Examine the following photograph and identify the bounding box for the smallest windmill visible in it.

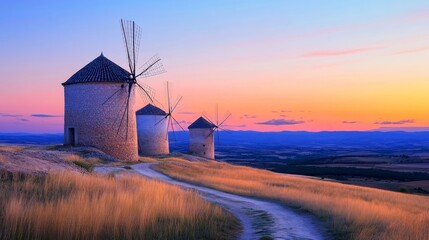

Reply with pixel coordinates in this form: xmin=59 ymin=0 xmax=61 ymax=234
xmin=188 ymin=105 xmax=231 ymax=159
xmin=188 ymin=117 xmax=216 ymax=159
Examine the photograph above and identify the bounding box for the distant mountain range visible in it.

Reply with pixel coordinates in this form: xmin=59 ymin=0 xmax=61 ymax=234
xmin=0 ymin=133 xmax=63 ymax=145
xmin=2 ymin=131 xmax=428 ymax=148
xmin=373 ymin=127 xmax=429 ymax=132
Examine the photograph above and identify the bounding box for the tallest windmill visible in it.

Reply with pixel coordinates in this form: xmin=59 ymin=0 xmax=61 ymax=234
xmin=110 ymin=19 xmax=165 ymax=138
xmin=62 ymin=20 xmax=164 ymax=161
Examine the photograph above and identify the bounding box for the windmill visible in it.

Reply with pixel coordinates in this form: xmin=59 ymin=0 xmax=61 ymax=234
xmin=155 ymin=81 xmax=185 ymax=140
xmin=203 ymin=104 xmax=231 ymax=144
xmin=187 ymin=107 xmax=230 ymax=159
xmin=104 ymin=19 xmax=165 ymax=138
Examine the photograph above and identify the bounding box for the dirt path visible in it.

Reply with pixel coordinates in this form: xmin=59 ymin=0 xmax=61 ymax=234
xmin=96 ymin=163 xmax=328 ymax=240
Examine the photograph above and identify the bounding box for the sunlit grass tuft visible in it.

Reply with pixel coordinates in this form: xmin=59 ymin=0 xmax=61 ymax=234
xmin=0 ymin=171 xmax=239 ymax=240
xmin=64 ymin=154 xmax=81 ymax=162
xmin=64 ymin=155 xmax=102 ymax=172
xmin=139 ymin=157 xmax=159 ymax=163
xmin=0 ymin=146 xmax=23 ymax=152
xmin=0 ymin=155 xmax=6 ymax=163
xmin=156 ymin=157 xmax=429 ymax=240
xmin=72 ymin=159 xmax=94 ymax=171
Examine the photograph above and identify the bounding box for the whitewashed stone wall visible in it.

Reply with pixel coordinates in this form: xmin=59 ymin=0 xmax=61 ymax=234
xmin=136 ymin=115 xmax=169 ymax=155
xmin=64 ymin=83 xmax=138 ymax=161
xmin=188 ymin=128 xmax=214 ymax=159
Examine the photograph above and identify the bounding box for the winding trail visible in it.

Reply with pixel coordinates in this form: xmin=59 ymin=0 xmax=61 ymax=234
xmin=95 ymin=163 xmax=328 ymax=240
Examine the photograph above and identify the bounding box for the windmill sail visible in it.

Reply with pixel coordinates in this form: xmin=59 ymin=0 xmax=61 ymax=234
xmin=120 ymin=19 xmax=141 ymax=75
xmin=102 ymin=19 xmax=166 ymax=139
xmin=204 ymin=105 xmax=231 ymax=143
xmin=154 ymin=82 xmax=185 ymax=140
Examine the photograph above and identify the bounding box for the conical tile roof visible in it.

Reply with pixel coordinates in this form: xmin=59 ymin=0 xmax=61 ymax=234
xmin=188 ymin=117 xmax=215 ymax=129
xmin=136 ymin=104 xmax=166 ymax=116
xmin=62 ymin=53 xmax=130 ymax=86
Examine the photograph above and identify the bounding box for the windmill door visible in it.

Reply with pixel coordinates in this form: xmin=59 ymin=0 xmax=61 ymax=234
xmin=68 ymin=128 xmax=76 ymax=146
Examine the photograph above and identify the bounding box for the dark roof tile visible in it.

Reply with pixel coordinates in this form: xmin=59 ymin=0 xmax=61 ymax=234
xmin=62 ymin=53 xmax=130 ymax=86
xmin=136 ymin=104 xmax=166 ymax=116
xmin=188 ymin=117 xmax=215 ymax=129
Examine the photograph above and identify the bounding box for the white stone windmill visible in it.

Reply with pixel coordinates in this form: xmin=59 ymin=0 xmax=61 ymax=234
xmin=62 ymin=19 xmax=164 ymax=161
xmin=135 ymin=104 xmax=168 ymax=155
xmin=188 ymin=105 xmax=231 ymax=159
xmin=136 ymin=82 xmax=184 ymax=156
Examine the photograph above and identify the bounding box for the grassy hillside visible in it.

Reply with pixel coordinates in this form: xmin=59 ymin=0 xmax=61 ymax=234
xmin=0 ymin=169 xmax=239 ymax=240
xmin=155 ymin=157 xmax=429 ymax=240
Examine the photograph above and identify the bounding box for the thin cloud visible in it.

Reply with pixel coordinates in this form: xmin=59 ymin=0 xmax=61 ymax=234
xmin=393 ymin=46 xmax=429 ymax=55
xmin=301 ymin=47 xmax=380 ymax=58
xmin=31 ymin=114 xmax=63 ymax=118
xmin=178 ymin=111 xmax=195 ymax=115
xmin=343 ymin=121 xmax=358 ymax=124
xmin=0 ymin=113 xmax=22 ymax=117
xmin=219 ymin=7 xmax=429 ymax=57
xmin=281 ymin=110 xmax=306 ymax=113
xmin=19 ymin=118 xmax=29 ymax=122
xmin=177 ymin=120 xmax=192 ymax=126
xmin=400 ymin=8 xmax=429 ymax=23
xmin=374 ymin=119 xmax=415 ymax=125
xmin=242 ymin=114 xmax=257 ymax=119
xmin=223 ymin=124 xmax=246 ymax=128
xmin=256 ymin=118 xmax=304 ymax=126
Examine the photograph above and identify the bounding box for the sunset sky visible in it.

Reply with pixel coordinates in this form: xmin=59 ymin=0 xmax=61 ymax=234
xmin=1 ymin=1 xmax=428 ymax=132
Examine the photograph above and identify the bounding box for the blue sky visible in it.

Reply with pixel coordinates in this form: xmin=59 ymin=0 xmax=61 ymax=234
xmin=1 ymin=1 xmax=429 ymax=132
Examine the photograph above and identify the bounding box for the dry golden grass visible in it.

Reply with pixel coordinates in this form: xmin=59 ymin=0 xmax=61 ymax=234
xmin=156 ymin=157 xmax=429 ymax=240
xmin=63 ymin=154 xmax=81 ymax=162
xmin=0 ymin=155 xmax=6 ymax=163
xmin=0 ymin=171 xmax=239 ymax=240
xmin=64 ymin=154 xmax=102 ymax=172
xmin=0 ymin=145 xmax=23 ymax=152
xmin=139 ymin=156 xmax=160 ymax=163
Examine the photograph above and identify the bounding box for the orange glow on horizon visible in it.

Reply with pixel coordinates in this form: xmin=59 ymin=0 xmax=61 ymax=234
xmin=1 ymin=2 xmax=429 ymax=132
